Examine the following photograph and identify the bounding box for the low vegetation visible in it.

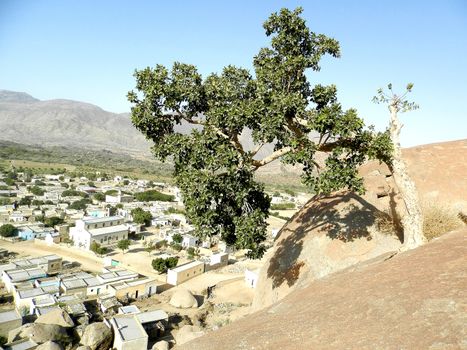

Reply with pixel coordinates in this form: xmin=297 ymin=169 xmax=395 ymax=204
xmin=135 ymin=190 xmax=174 ymax=202
xmin=152 ymin=257 xmax=179 ymax=273
xmin=422 ymin=202 xmax=464 ymax=241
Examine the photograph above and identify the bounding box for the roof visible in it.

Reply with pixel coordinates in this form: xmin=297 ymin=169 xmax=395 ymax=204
xmin=88 ymin=224 xmax=128 ymax=236
xmin=17 ymin=287 xmax=47 ymax=299
xmin=169 ymin=260 xmax=204 ymax=273
xmin=111 ymin=315 xmax=148 ymax=341
xmin=36 ymin=306 xmax=61 ymax=316
xmin=118 ymin=305 xmax=141 ymax=314
xmin=62 ymin=278 xmax=87 ymax=289
xmin=6 ymin=267 xmax=47 ymax=282
xmin=83 ymin=215 xmax=124 ymax=224
xmin=98 ymin=269 xmax=138 ymax=281
xmin=0 ymin=309 xmax=21 ymax=323
xmin=136 ymin=310 xmax=168 ymax=324
xmin=31 ymin=294 xmax=56 ymax=307
xmin=3 ymin=339 xmax=38 ymax=350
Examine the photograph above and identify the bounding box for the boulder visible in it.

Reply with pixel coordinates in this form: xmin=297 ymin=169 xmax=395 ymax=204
xmin=35 ymin=309 xmax=75 ymax=328
xmin=252 ymin=191 xmax=402 ymax=311
xmin=175 ymin=325 xmax=205 ymax=345
xmin=79 ymin=322 xmax=112 ymax=350
xmin=152 ymin=340 xmax=169 ymax=350
xmin=36 ymin=341 xmax=64 ymax=350
xmin=169 ymin=289 xmax=198 ymax=309
xmin=8 ymin=323 xmax=69 ymax=344
xmin=76 ymin=347 xmax=91 ymax=350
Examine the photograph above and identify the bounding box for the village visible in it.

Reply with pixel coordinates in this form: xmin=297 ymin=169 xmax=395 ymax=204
xmin=0 ymin=166 xmax=308 ymax=350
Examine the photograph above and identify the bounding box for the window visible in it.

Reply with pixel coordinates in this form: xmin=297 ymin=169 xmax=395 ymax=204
xmin=100 ymin=239 xmax=103 ymax=243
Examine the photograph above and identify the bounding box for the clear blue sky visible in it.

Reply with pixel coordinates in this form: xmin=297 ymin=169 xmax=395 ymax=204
xmin=1 ymin=0 xmax=466 ymax=147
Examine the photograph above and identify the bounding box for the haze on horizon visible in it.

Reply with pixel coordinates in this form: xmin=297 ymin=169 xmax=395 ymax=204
xmin=0 ymin=0 xmax=466 ymax=147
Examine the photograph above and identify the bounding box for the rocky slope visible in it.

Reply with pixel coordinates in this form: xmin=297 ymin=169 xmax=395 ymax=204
xmin=177 ymin=228 xmax=467 ymax=349
xmin=0 ymin=90 xmax=152 ymax=157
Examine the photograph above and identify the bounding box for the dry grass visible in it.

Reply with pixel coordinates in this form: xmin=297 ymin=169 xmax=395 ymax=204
xmin=422 ymin=201 xmax=464 ymax=241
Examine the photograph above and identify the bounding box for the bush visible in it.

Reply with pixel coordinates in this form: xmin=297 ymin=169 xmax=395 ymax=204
xmin=44 ymin=216 xmax=64 ymax=227
xmin=69 ymin=198 xmax=91 ymax=210
xmin=152 ymin=257 xmax=179 ymax=273
xmin=131 ymin=208 xmax=152 ymax=226
xmin=28 ymin=185 xmax=45 ymax=196
xmin=61 ymin=189 xmax=87 ymax=197
xmin=0 ymin=224 xmax=18 ymax=237
xmin=93 ymin=192 xmax=105 ymax=202
xmin=170 ymin=242 xmax=182 ymax=252
xmin=422 ymin=202 xmax=464 ymax=241
xmin=172 ymin=233 xmax=182 ymax=244
xmin=135 ymin=190 xmax=174 ymax=202
xmin=270 ymin=202 xmax=295 ymax=210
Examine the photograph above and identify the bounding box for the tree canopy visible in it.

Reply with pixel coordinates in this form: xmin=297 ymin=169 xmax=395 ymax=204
xmin=128 ymin=7 xmax=391 ymax=258
xmin=0 ymin=224 xmax=18 ymax=237
xmin=131 ymin=207 xmax=153 ymax=226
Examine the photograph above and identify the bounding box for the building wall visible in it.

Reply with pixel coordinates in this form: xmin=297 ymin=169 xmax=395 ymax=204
xmin=0 ymin=318 xmax=22 ymax=337
xmin=114 ymin=334 xmax=148 ymax=350
xmin=167 ymin=262 xmax=204 ymax=286
xmin=112 ymin=281 xmax=159 ymax=299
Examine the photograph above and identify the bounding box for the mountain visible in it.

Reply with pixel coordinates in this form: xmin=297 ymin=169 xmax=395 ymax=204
xmin=0 ymin=90 xmax=152 ymax=157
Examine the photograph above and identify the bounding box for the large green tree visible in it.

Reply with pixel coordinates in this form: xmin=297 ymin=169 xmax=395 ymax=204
xmin=128 ymin=7 xmax=391 ymax=258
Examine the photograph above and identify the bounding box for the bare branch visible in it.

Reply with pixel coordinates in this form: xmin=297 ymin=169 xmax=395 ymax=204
xmin=252 ymin=146 xmax=292 ymax=168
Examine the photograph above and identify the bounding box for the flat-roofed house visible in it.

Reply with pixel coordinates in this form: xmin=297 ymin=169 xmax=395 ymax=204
xmin=110 ymin=315 xmax=148 ymax=350
xmin=166 ymin=260 xmax=204 ymax=286
xmin=135 ymin=310 xmax=168 ymax=338
xmin=0 ymin=309 xmax=22 ymax=337
xmin=2 ymin=267 xmax=47 ymax=292
xmin=70 ymin=216 xmax=128 ymax=250
xmin=15 ymin=287 xmax=49 ymax=310
xmin=106 ymin=278 xmax=161 ymax=299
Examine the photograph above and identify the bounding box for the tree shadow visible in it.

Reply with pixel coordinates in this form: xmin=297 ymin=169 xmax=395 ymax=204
xmin=266 ymin=192 xmax=387 ymax=289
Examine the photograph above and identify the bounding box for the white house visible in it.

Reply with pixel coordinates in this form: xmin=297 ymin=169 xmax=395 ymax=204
xmin=166 ymin=260 xmax=204 ymax=286
xmin=110 ymin=315 xmax=148 ymax=350
xmin=181 ymin=234 xmax=198 ymax=249
xmin=69 ymin=216 xmax=128 ymax=250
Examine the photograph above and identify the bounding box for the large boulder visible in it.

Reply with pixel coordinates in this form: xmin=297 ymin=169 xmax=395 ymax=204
xmin=8 ymin=323 xmax=69 ymax=344
xmin=79 ymin=322 xmax=112 ymax=350
xmin=175 ymin=325 xmax=205 ymax=345
xmin=169 ymin=289 xmax=198 ymax=309
xmin=152 ymin=340 xmax=169 ymax=350
xmin=36 ymin=341 xmax=64 ymax=350
xmin=35 ymin=309 xmax=74 ymax=328
xmin=252 ymin=191 xmax=402 ymax=311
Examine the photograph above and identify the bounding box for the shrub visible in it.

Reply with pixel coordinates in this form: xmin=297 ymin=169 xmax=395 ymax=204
xmin=422 ymin=202 xmax=464 ymax=241
xmin=135 ymin=190 xmax=174 ymax=202
xmin=28 ymin=185 xmax=45 ymax=196
xmin=0 ymin=224 xmax=18 ymax=237
xmin=270 ymin=202 xmax=295 ymax=210
xmin=152 ymin=257 xmax=179 ymax=273
xmin=172 ymin=233 xmax=182 ymax=244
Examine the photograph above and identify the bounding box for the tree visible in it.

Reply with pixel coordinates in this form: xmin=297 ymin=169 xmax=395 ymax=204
xmin=93 ymin=192 xmax=105 ymax=202
xmin=131 ymin=208 xmax=152 ymax=226
xmin=28 ymin=186 xmax=45 ymax=196
xmin=0 ymin=224 xmax=18 ymax=237
xmin=172 ymin=233 xmax=182 ymax=244
xmin=134 ymin=190 xmax=174 ymax=202
xmin=373 ymin=83 xmax=425 ymax=249
xmin=69 ymin=199 xmax=91 ymax=210
xmin=151 ymin=257 xmax=179 ymax=274
xmin=44 ymin=216 xmax=64 ymax=227
xmin=128 ymin=7 xmax=391 ymax=258
xmin=117 ymin=239 xmax=131 ymax=253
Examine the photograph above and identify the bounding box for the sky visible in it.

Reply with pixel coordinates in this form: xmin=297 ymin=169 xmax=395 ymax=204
xmin=0 ymin=0 xmax=466 ymax=147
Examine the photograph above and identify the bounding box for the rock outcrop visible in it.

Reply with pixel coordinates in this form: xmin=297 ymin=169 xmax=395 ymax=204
xmin=35 ymin=309 xmax=75 ymax=328
xmin=177 ymin=228 xmax=467 ymax=349
xmin=252 ymin=191 xmax=401 ymax=311
xmin=79 ymin=322 xmax=112 ymax=350
xmin=152 ymin=340 xmax=170 ymax=350
xmin=8 ymin=323 xmax=69 ymax=344
xmin=36 ymin=341 xmax=64 ymax=350
xmin=169 ymin=289 xmax=198 ymax=309
xmin=175 ymin=325 xmax=205 ymax=346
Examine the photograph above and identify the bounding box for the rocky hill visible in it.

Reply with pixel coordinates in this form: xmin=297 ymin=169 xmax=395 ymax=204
xmin=178 ymin=228 xmax=467 ymax=349
xmin=0 ymin=90 xmax=152 ymax=157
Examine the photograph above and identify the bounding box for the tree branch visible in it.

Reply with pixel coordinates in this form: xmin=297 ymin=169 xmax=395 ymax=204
xmin=252 ymin=146 xmax=292 ymax=168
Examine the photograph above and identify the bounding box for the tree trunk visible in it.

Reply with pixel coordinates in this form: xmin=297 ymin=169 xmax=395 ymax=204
xmin=388 ymin=104 xmax=426 ymax=249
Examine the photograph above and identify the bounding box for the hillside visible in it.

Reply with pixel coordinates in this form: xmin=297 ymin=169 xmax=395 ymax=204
xmin=0 ymin=90 xmax=152 ymax=157
xmin=178 ymin=228 xmax=467 ymax=349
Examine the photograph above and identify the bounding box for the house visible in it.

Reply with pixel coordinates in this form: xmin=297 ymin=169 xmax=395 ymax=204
xmin=44 ymin=232 xmax=60 ymax=245
xmin=244 ymin=268 xmax=260 ymax=288
xmin=30 ymin=294 xmax=56 ymax=316
xmin=166 ymin=260 xmax=204 ymax=286
xmin=17 ymin=225 xmax=54 ymax=241
xmin=106 ymin=278 xmax=160 ymax=299
xmin=55 ymin=295 xmax=87 ymax=318
xmin=2 ymin=267 xmax=48 ymax=292
xmin=97 ymin=268 xmax=138 ymax=285
xmin=135 ymin=310 xmax=168 ymax=338
xmin=110 ymin=315 xmax=148 ymax=350
xmin=14 ymin=287 xmax=50 ymax=310
xmin=70 ymin=216 xmax=128 ymax=250
xmin=106 ymin=191 xmax=133 ymax=204
xmin=204 ymin=252 xmax=229 ymax=272
xmin=118 ymin=305 xmax=141 ymax=315
xmin=0 ymin=309 xmax=22 ymax=337
xmin=181 ymin=234 xmax=198 ymax=249
xmin=98 ymin=295 xmax=122 ymax=314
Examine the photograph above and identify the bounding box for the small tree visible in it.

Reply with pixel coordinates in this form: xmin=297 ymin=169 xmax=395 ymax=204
xmin=44 ymin=216 xmax=64 ymax=228
xmin=117 ymin=239 xmax=131 ymax=253
xmin=131 ymin=208 xmax=152 ymax=227
xmin=172 ymin=233 xmax=182 ymax=244
xmin=151 ymin=257 xmax=179 ymax=273
xmin=0 ymin=224 xmax=18 ymax=237
xmin=373 ymin=83 xmax=425 ymax=249
xmin=90 ymin=241 xmax=101 ymax=254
